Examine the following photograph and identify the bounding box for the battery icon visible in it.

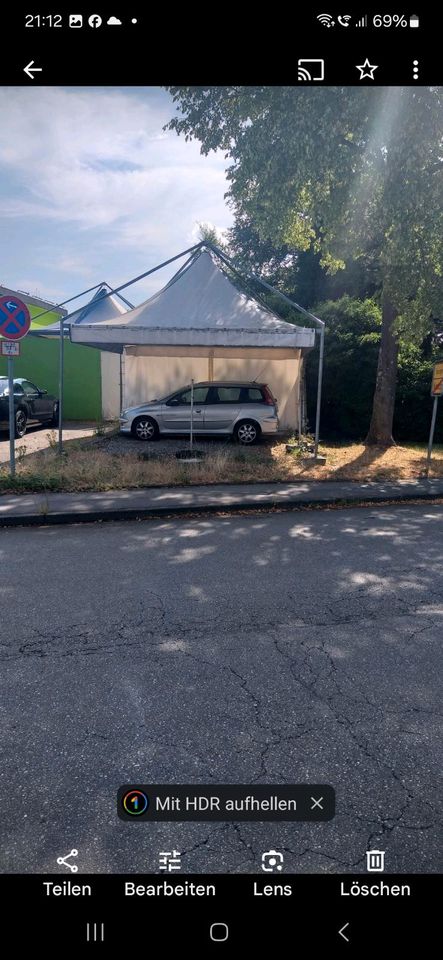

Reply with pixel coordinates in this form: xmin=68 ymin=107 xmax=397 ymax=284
xmin=409 ymin=14 xmax=419 ymax=27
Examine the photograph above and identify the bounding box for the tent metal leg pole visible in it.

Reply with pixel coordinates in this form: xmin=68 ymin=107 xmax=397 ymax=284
xmin=298 ymin=358 xmax=302 ymax=438
xmin=190 ymin=379 xmax=194 ymax=452
xmin=314 ymin=325 xmax=325 ymax=458
xmin=58 ymin=317 xmax=64 ymax=454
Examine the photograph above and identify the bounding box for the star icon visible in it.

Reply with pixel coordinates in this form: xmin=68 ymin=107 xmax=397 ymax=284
xmin=355 ymin=58 xmax=378 ymax=79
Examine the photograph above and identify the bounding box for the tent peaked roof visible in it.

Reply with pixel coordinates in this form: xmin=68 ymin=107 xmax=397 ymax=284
xmin=71 ymin=251 xmax=315 ymax=350
xmin=66 ymin=284 xmax=128 ymax=325
xmin=31 ymin=283 xmax=128 ymax=337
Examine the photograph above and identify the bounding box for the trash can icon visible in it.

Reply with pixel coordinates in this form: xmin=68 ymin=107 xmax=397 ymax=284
xmin=366 ymin=850 xmax=385 ymax=872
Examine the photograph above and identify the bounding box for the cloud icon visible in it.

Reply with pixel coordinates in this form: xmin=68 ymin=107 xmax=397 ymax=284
xmin=107 ymin=16 xmax=122 ymax=25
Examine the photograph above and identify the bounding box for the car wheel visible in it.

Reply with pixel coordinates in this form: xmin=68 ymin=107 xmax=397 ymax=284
xmin=235 ymin=419 xmax=260 ymax=445
xmin=14 ymin=409 xmax=27 ymax=438
xmin=132 ymin=416 xmax=159 ymax=441
xmin=50 ymin=402 xmax=59 ymax=427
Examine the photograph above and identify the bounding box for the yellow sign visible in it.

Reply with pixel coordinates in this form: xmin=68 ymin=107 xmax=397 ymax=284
xmin=431 ymin=361 xmax=443 ymax=396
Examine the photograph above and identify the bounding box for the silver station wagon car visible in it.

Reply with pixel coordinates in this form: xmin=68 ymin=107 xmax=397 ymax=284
xmin=120 ymin=381 xmax=279 ymax=444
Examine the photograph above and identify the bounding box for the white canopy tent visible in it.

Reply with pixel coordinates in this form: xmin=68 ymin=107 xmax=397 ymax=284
xmin=30 ymin=242 xmax=324 ymax=452
xmin=70 ymin=248 xmax=318 ymax=434
xmin=30 ymin=284 xmax=131 ymax=438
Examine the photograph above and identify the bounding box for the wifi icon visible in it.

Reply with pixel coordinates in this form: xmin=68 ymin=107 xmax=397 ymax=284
xmin=317 ymin=13 xmax=335 ymax=27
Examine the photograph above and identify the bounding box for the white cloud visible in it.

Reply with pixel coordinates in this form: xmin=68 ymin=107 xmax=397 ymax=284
xmin=0 ymin=88 xmax=232 ymax=250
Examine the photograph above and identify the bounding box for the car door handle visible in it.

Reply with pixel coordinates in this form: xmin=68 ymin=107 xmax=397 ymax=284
xmin=194 ymin=409 xmax=202 ymax=413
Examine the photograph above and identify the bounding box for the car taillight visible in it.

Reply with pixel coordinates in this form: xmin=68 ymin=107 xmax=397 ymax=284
xmin=262 ymin=386 xmax=275 ymax=406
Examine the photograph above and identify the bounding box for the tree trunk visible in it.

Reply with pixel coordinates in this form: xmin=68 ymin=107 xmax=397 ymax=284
xmin=365 ymin=291 xmax=399 ymax=446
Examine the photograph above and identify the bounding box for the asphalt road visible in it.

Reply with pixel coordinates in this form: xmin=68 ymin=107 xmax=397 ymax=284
xmin=0 ymin=504 xmax=442 ymax=874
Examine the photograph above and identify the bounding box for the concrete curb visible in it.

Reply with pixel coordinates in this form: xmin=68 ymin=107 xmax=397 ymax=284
xmin=1 ymin=489 xmax=443 ymax=527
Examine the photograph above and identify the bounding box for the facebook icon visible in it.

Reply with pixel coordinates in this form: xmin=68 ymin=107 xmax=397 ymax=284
xmin=88 ymin=14 xmax=102 ymax=27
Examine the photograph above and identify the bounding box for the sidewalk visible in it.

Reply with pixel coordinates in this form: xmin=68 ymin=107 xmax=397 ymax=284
xmin=1 ymin=478 xmax=443 ymax=526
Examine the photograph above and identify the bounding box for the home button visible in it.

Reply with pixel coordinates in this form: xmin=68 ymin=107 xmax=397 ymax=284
xmin=210 ymin=923 xmax=229 ymax=942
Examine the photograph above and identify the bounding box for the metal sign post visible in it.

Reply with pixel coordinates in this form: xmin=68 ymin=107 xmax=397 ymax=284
xmin=7 ymin=356 xmax=15 ymax=476
xmin=58 ymin=314 xmax=64 ymax=454
xmin=190 ymin=378 xmax=194 ymax=453
xmin=425 ymin=360 xmax=443 ymax=472
xmin=0 ymin=295 xmax=32 ymax=476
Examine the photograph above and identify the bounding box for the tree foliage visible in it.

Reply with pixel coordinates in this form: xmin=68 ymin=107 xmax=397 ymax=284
xmin=305 ymin=296 xmax=443 ymax=443
xmin=167 ymin=87 xmax=443 ymax=443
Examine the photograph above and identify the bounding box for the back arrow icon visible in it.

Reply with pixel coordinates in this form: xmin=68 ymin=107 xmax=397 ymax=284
xmin=24 ymin=61 xmax=43 ymax=79
xmin=339 ymin=923 xmax=350 ymax=942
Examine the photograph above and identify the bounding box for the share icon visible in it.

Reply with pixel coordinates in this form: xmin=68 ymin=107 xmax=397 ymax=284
xmin=56 ymin=849 xmax=79 ymax=872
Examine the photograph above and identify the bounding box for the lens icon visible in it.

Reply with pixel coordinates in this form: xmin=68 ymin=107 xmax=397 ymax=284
xmin=122 ymin=790 xmax=149 ymax=816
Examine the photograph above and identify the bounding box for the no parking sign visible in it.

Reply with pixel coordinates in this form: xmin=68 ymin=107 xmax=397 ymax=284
xmin=0 ymin=295 xmax=31 ymax=340
xmin=0 ymin=294 xmax=31 ymax=477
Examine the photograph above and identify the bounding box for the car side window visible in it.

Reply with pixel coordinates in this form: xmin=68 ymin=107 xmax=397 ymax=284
xmin=213 ymin=387 xmax=242 ymax=403
xmin=14 ymin=384 xmax=25 ymax=395
xmin=167 ymin=387 xmax=209 ymax=405
xmin=22 ymin=381 xmax=39 ymax=395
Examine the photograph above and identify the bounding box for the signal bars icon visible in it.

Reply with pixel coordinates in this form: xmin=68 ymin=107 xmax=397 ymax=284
xmin=356 ymin=14 xmax=368 ymax=27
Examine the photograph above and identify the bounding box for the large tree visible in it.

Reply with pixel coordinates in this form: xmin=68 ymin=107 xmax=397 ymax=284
xmin=166 ymin=87 xmax=443 ymax=445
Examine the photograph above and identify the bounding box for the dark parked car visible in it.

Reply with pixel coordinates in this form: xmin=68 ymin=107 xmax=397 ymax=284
xmin=0 ymin=377 xmax=59 ymax=438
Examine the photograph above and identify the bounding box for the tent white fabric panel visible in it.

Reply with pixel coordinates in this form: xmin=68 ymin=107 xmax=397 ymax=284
xmin=71 ymin=252 xmax=315 ymax=350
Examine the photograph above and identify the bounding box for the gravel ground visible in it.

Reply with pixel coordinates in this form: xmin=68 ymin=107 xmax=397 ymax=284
xmin=92 ymin=431 xmax=276 ymax=460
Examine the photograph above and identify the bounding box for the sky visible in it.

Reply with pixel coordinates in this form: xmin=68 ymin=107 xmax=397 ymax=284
xmin=0 ymin=86 xmax=232 ymax=311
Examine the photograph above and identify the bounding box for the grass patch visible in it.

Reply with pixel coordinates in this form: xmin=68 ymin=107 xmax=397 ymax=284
xmin=1 ymin=438 xmax=443 ymax=494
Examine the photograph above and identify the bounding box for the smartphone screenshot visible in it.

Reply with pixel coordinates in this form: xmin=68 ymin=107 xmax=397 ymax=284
xmin=0 ymin=4 xmax=441 ymax=949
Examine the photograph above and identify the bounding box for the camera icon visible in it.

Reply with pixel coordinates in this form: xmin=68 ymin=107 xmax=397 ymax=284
xmin=261 ymin=849 xmax=284 ymax=872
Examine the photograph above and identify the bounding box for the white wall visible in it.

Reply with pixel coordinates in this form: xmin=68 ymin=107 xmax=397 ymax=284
xmin=100 ymin=351 xmax=121 ymax=420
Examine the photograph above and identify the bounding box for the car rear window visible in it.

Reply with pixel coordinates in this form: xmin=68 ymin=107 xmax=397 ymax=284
xmin=241 ymin=387 xmax=264 ymax=403
xmin=0 ymin=381 xmax=24 ymax=396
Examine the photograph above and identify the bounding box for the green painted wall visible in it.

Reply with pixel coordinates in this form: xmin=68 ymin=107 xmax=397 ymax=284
xmin=0 ymin=304 xmax=102 ymax=420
